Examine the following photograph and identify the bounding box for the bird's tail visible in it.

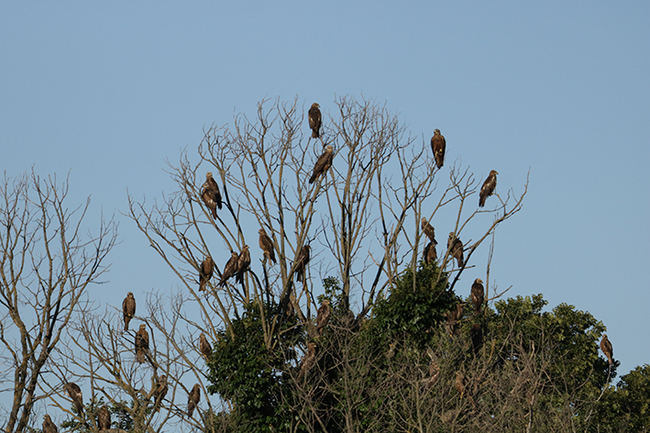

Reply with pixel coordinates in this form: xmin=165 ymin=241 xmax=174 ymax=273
xmin=479 ymin=196 xmax=485 ymax=207
xmin=312 ymin=130 xmax=319 ymax=138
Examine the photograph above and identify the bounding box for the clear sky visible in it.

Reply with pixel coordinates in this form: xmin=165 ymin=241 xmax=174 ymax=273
xmin=1 ymin=0 xmax=648 ymax=400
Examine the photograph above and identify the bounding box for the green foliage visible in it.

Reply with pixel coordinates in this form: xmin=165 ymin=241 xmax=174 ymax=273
xmin=595 ymin=364 xmax=650 ymax=432
xmin=61 ymin=397 xmax=132 ymax=432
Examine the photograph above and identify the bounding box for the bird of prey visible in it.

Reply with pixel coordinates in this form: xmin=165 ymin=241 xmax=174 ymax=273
xmin=421 ymin=217 xmax=436 ymax=243
xmin=199 ymin=256 xmax=214 ymax=292
xmin=135 ymin=324 xmax=150 ymax=364
xmin=308 ymin=103 xmax=322 ymax=138
xmin=122 ymin=292 xmax=136 ymax=331
xmin=479 ymin=170 xmax=498 ymax=207
xmin=153 ymin=374 xmax=168 ymax=412
xmin=64 ymin=382 xmax=84 ymax=414
xmin=424 ymin=241 xmax=437 ymax=264
xmin=258 ymin=228 xmax=276 ymax=264
xmin=187 ymin=384 xmax=201 ymax=417
xmin=447 ymin=233 xmax=464 ymax=268
xmin=430 ymin=129 xmax=446 ymax=169
xmin=235 ymin=245 xmax=250 ymax=284
xmin=201 ymin=172 xmax=223 ymax=218
xmin=455 ymin=371 xmax=465 ymax=397
xmin=309 ymin=145 xmax=334 ymax=184
xmin=471 ymin=279 xmax=484 ymax=313
xmin=470 ymin=323 xmax=483 ymax=355
xmin=43 ymin=415 xmax=58 ymax=433
xmin=446 ymin=303 xmax=464 ymax=337
xmin=600 ymin=334 xmax=614 ymax=366
xmin=218 ymin=251 xmax=239 ymax=286
xmin=96 ymin=405 xmax=111 ymax=431
xmin=299 ymin=342 xmax=317 ymax=380
xmin=199 ymin=333 xmax=212 ymax=359
xmin=294 ymin=245 xmax=311 ymax=283
xmin=315 ymin=299 xmax=331 ymax=336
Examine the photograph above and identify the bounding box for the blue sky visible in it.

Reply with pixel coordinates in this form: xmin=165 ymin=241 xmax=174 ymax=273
xmin=1 ymin=0 xmax=648 ymax=401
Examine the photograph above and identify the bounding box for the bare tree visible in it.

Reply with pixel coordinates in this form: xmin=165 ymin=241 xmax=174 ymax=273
xmin=0 ymin=171 xmax=116 ymax=433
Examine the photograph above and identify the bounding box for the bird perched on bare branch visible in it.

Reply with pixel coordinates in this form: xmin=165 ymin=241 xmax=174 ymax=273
xmin=298 ymin=342 xmax=317 ymax=380
xmin=470 ymin=323 xmax=483 ymax=355
xmin=218 ymin=251 xmax=239 ymax=286
xmin=447 ymin=233 xmax=464 ymax=267
xmin=309 ymin=145 xmax=334 ymax=184
xmin=96 ymin=405 xmax=111 ymax=431
xmin=430 ymin=129 xmax=446 ymax=169
xmin=64 ymin=382 xmax=84 ymax=414
xmin=235 ymin=245 xmax=250 ymax=284
xmin=201 ymin=172 xmax=223 ymax=218
xmin=199 ymin=333 xmax=212 ymax=359
xmin=316 ymin=299 xmax=331 ymax=336
xmin=479 ymin=170 xmax=498 ymax=207
xmin=446 ymin=303 xmax=464 ymax=337
xmin=424 ymin=241 xmax=437 ymax=264
xmin=471 ymin=279 xmax=484 ymax=313
xmin=308 ymin=102 xmax=322 ymax=138
xmin=153 ymin=374 xmax=168 ymax=413
xmin=187 ymin=384 xmax=201 ymax=417
xmin=199 ymin=256 xmax=214 ymax=292
xmin=122 ymin=292 xmax=136 ymax=331
xmin=258 ymin=228 xmax=276 ymax=264
xmin=43 ymin=415 xmax=58 ymax=433
xmin=421 ymin=217 xmax=436 ymax=243
xmin=294 ymin=245 xmax=311 ymax=283
xmin=600 ymin=334 xmax=614 ymax=366
xmin=135 ymin=324 xmax=150 ymax=364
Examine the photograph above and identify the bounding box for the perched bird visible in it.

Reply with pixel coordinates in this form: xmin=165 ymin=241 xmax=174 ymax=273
xmin=455 ymin=371 xmax=466 ymax=397
xmin=187 ymin=384 xmax=201 ymax=417
xmin=447 ymin=233 xmax=464 ymax=268
xmin=309 ymin=145 xmax=334 ymax=184
xmin=470 ymin=323 xmax=483 ymax=355
xmin=258 ymin=228 xmax=276 ymax=264
xmin=430 ymin=129 xmax=446 ymax=169
xmin=201 ymin=172 xmax=223 ymax=218
xmin=135 ymin=324 xmax=150 ymax=364
xmin=294 ymin=245 xmax=311 ymax=283
xmin=446 ymin=303 xmax=464 ymax=337
xmin=153 ymin=374 xmax=168 ymax=412
xmin=424 ymin=241 xmax=437 ymax=264
xmin=43 ymin=415 xmax=58 ymax=433
xmin=600 ymin=334 xmax=614 ymax=366
xmin=64 ymin=382 xmax=84 ymax=414
xmin=471 ymin=279 xmax=484 ymax=313
xmin=199 ymin=256 xmax=214 ymax=292
xmin=235 ymin=245 xmax=251 ymax=284
xmin=298 ymin=342 xmax=317 ymax=380
xmin=315 ymin=299 xmax=331 ymax=336
xmin=308 ymin=102 xmax=322 ymax=138
xmin=199 ymin=333 xmax=212 ymax=359
xmin=96 ymin=405 xmax=111 ymax=431
xmin=218 ymin=251 xmax=239 ymax=286
xmin=122 ymin=292 xmax=136 ymax=331
xmin=421 ymin=217 xmax=436 ymax=243
xmin=479 ymin=170 xmax=498 ymax=207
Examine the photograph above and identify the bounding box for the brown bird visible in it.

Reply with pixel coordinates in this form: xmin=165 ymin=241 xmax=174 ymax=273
xmin=187 ymin=384 xmax=201 ymax=417
xmin=447 ymin=233 xmax=464 ymax=267
xmin=430 ymin=129 xmax=446 ymax=169
xmin=135 ymin=324 xmax=150 ymax=364
xmin=294 ymin=244 xmax=311 ymax=283
xmin=446 ymin=303 xmax=464 ymax=337
xmin=43 ymin=415 xmax=58 ymax=433
xmin=309 ymin=145 xmax=334 ymax=184
xmin=199 ymin=256 xmax=214 ymax=292
xmin=153 ymin=374 xmax=168 ymax=412
xmin=470 ymin=323 xmax=483 ymax=355
xmin=455 ymin=371 xmax=466 ymax=397
xmin=96 ymin=405 xmax=111 ymax=431
xmin=235 ymin=245 xmax=251 ymax=284
xmin=122 ymin=292 xmax=136 ymax=331
xmin=315 ymin=299 xmax=331 ymax=335
xmin=218 ymin=251 xmax=239 ymax=286
xmin=199 ymin=333 xmax=212 ymax=359
xmin=201 ymin=172 xmax=223 ymax=218
xmin=471 ymin=279 xmax=484 ymax=313
xmin=600 ymin=334 xmax=614 ymax=366
xmin=421 ymin=217 xmax=436 ymax=243
xmin=258 ymin=228 xmax=276 ymax=264
xmin=424 ymin=241 xmax=437 ymax=264
xmin=479 ymin=170 xmax=498 ymax=207
xmin=298 ymin=342 xmax=317 ymax=380
xmin=64 ymin=382 xmax=83 ymax=414
xmin=308 ymin=102 xmax=322 ymax=138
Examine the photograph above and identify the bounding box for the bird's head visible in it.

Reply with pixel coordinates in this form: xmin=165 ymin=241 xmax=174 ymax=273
xmin=206 ymin=172 xmax=213 ymax=179
xmin=421 ymin=217 xmax=427 ymax=224
xmin=127 ymin=291 xmax=133 ymax=297
xmin=435 ymin=129 xmax=441 ymax=134
xmin=312 ymin=102 xmax=320 ymax=109
xmin=475 ymin=278 xmax=483 ymax=285
xmin=325 ymin=145 xmax=333 ymax=152
xmin=242 ymin=245 xmax=249 ymax=252
xmin=231 ymin=251 xmax=239 ymax=258
xmin=139 ymin=324 xmax=146 ymax=331
xmin=258 ymin=228 xmax=265 ymax=234
xmin=491 ymin=170 xmax=499 ymax=176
